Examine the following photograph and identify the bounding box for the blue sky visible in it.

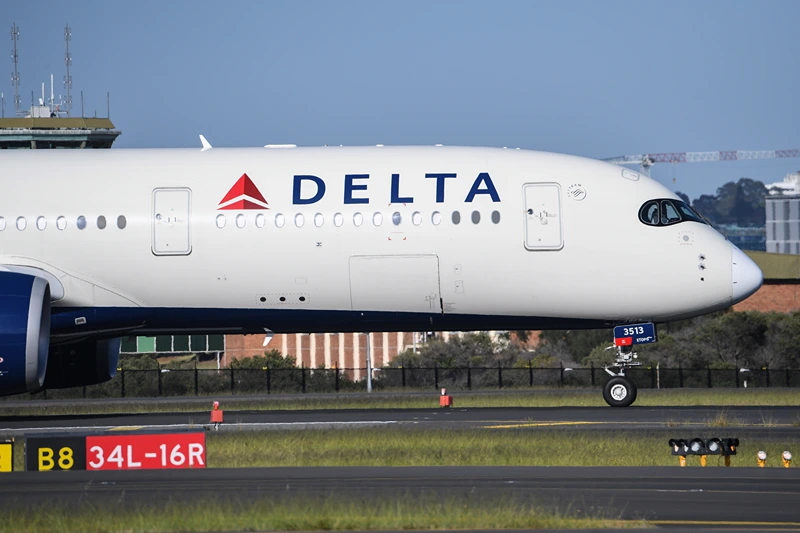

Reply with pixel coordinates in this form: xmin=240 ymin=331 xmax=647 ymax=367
xmin=3 ymin=0 xmax=798 ymax=201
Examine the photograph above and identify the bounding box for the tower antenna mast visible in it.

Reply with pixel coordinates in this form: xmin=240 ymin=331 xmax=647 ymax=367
xmin=63 ymin=23 xmax=72 ymax=117
xmin=11 ymin=23 xmax=20 ymax=115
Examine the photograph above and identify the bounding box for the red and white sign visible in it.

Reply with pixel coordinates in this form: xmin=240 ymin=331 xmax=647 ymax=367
xmin=85 ymin=432 xmax=206 ymax=471
xmin=614 ymin=337 xmax=633 ymax=347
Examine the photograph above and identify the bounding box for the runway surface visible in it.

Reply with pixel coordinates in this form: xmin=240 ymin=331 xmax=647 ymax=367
xmin=1 ymin=405 xmax=800 ymax=434
xmin=2 ymin=466 xmax=800 ymax=528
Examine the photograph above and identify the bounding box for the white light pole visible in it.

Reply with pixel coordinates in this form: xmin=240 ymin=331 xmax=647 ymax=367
xmin=365 ymin=332 xmax=373 ymax=393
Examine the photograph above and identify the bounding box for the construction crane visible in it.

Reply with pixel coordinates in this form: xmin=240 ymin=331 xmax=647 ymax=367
xmin=604 ymin=149 xmax=800 ymax=177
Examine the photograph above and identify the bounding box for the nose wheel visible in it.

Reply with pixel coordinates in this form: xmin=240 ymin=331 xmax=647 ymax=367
xmin=603 ymin=376 xmax=637 ymax=407
xmin=602 ymin=345 xmax=642 ymax=407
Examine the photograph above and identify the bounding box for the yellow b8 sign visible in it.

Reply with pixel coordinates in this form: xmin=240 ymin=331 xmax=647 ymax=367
xmin=0 ymin=440 xmax=13 ymax=472
xmin=25 ymin=436 xmax=87 ymax=471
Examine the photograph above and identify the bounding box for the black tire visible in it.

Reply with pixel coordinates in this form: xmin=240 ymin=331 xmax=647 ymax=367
xmin=603 ymin=376 xmax=637 ymax=407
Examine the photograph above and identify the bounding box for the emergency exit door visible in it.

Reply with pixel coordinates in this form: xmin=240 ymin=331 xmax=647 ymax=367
xmin=523 ymin=183 xmax=563 ymax=250
xmin=152 ymin=188 xmax=192 ymax=255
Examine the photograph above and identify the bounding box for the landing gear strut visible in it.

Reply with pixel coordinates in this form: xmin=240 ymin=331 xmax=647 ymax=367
xmin=602 ymin=345 xmax=641 ymax=407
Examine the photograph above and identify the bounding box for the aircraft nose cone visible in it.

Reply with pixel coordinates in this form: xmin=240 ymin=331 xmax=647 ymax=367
xmin=731 ymin=246 xmax=763 ymax=304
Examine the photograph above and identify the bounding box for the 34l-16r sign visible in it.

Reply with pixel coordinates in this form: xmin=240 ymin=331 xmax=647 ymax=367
xmin=26 ymin=432 xmax=206 ymax=471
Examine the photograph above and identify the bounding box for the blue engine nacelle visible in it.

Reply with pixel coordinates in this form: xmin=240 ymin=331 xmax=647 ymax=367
xmin=43 ymin=338 xmax=119 ymax=389
xmin=0 ymin=272 xmax=51 ymax=395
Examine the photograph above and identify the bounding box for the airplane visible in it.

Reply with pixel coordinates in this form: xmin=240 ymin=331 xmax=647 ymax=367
xmin=0 ymin=142 xmax=762 ymax=407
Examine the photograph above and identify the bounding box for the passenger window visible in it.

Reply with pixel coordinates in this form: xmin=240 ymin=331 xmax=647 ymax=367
xmin=36 ymin=217 xmax=46 ymax=230
xmin=216 ymin=214 xmax=226 ymax=228
xmin=77 ymin=216 xmax=86 ymax=230
xmin=431 ymin=211 xmax=442 ymax=225
xmin=641 ymin=201 xmax=659 ymax=226
xmin=372 ymin=212 xmax=383 ymax=226
xmin=0 ymin=217 xmax=6 ymax=231
xmin=97 ymin=216 xmax=107 ymax=229
xmin=333 ymin=213 xmax=343 ymax=227
xmin=314 ymin=213 xmax=324 ymax=227
xmin=57 ymin=216 xmax=67 ymax=230
xmin=660 ymin=201 xmax=681 ymax=225
xmin=275 ymin=214 xmax=285 ymax=228
xmin=353 ymin=213 xmax=363 ymax=227
xmin=16 ymin=216 xmax=26 ymax=231
xmin=117 ymin=215 xmax=126 ymax=229
xmin=294 ymin=213 xmax=305 ymax=228
xmin=412 ymin=212 xmax=422 ymax=226
xmin=452 ymin=211 xmax=461 ymax=225
xmin=471 ymin=211 xmax=480 ymax=224
xmin=255 ymin=214 xmax=265 ymax=228
xmin=392 ymin=212 xmax=401 ymax=226
xmin=236 ymin=214 xmax=246 ymax=228
xmin=491 ymin=210 xmax=501 ymax=224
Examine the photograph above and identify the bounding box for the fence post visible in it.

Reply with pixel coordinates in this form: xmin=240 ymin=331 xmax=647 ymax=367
xmin=266 ymin=366 xmax=271 ymax=395
xmin=434 ymin=363 xmax=439 ymax=390
xmin=590 ymin=363 xmax=595 ymax=388
xmin=529 ymin=362 xmax=533 ymax=387
xmin=401 ymin=366 xmax=406 ymax=388
xmin=301 ymin=363 xmax=306 ymax=394
xmin=678 ymin=364 xmax=683 ymax=388
xmin=766 ymin=366 xmax=770 ymax=388
xmin=498 ymin=363 xmax=503 ymax=389
xmin=650 ymin=366 xmax=655 ymax=389
xmin=467 ymin=363 xmax=472 ymax=390
xmin=707 ymin=366 xmax=712 ymax=388
xmin=559 ymin=361 xmax=563 ymax=388
xmin=120 ymin=368 xmax=125 ymax=398
xmin=158 ymin=367 xmax=162 ymax=396
xmin=335 ymin=366 xmax=340 ymax=393
xmin=735 ymin=368 xmax=739 ymax=388
xmin=194 ymin=367 xmax=199 ymax=396
xmin=230 ymin=367 xmax=235 ymax=392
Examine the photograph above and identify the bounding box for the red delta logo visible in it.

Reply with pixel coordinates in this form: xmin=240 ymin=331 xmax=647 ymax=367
xmin=218 ymin=173 xmax=270 ymax=210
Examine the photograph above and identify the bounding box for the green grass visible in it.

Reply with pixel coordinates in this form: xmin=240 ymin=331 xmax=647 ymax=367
xmin=3 ymin=388 xmax=800 ymax=417
xmin=203 ymin=427 xmax=800 ymax=469
xmin=0 ymin=496 xmax=647 ymax=533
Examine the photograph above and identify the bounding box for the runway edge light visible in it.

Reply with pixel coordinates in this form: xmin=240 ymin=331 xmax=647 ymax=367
xmin=757 ymin=450 xmax=767 ymax=468
xmin=210 ymin=401 xmax=224 ymax=430
xmin=783 ymin=451 xmax=792 ymax=468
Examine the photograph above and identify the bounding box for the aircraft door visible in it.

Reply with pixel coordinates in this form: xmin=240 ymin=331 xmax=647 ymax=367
xmin=152 ymin=188 xmax=192 ymax=256
xmin=523 ymin=183 xmax=563 ymax=250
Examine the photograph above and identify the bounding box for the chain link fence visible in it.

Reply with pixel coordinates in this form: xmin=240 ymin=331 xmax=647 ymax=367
xmin=18 ymin=365 xmax=800 ymax=400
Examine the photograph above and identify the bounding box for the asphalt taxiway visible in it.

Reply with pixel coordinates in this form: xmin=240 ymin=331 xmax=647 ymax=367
xmin=1 ymin=405 xmax=799 ymax=434
xmin=1 ymin=466 xmax=799 ymax=528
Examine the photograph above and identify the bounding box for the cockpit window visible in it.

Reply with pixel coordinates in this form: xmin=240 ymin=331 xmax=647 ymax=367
xmin=642 ymin=201 xmax=659 ymax=226
xmin=660 ymin=200 xmax=681 ymax=225
xmin=638 ymin=198 xmax=708 ymax=227
xmin=674 ymin=200 xmax=705 ymax=223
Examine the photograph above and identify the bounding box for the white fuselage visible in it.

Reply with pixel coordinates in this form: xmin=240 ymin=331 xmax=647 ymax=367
xmin=0 ymin=146 xmax=761 ymax=337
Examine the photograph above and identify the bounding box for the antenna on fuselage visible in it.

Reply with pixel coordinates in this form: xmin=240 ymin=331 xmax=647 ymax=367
xmin=199 ymin=134 xmax=212 ymax=151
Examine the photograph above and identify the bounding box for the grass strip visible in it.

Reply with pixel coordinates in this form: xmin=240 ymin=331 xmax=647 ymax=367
xmin=3 ymin=388 xmax=800 ymax=416
xmin=0 ymin=496 xmax=646 ymax=533
xmin=204 ymin=427 xmax=800 ymax=469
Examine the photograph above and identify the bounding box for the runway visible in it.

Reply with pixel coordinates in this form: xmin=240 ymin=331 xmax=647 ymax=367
xmin=1 ymin=405 xmax=799 ymax=434
xmin=1 ymin=466 xmax=799 ymax=528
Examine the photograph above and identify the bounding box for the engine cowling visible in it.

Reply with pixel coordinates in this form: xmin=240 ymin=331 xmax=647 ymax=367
xmin=0 ymin=272 xmax=51 ymax=395
xmin=44 ymin=338 xmax=120 ymax=389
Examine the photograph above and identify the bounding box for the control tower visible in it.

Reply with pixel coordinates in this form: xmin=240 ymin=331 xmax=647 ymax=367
xmin=0 ymin=23 xmax=121 ymax=149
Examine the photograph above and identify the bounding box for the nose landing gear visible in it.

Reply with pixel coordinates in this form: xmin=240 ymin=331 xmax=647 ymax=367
xmin=602 ymin=345 xmax=642 ymax=407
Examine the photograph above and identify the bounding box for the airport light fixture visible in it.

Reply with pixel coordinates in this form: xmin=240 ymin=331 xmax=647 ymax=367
xmin=757 ymin=450 xmax=767 ymax=468
xmin=669 ymin=437 xmax=738 ymax=467
xmin=783 ymin=451 xmax=792 ymax=468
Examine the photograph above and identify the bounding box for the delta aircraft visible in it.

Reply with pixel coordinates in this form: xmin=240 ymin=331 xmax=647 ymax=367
xmin=0 ymin=141 xmax=762 ymax=406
